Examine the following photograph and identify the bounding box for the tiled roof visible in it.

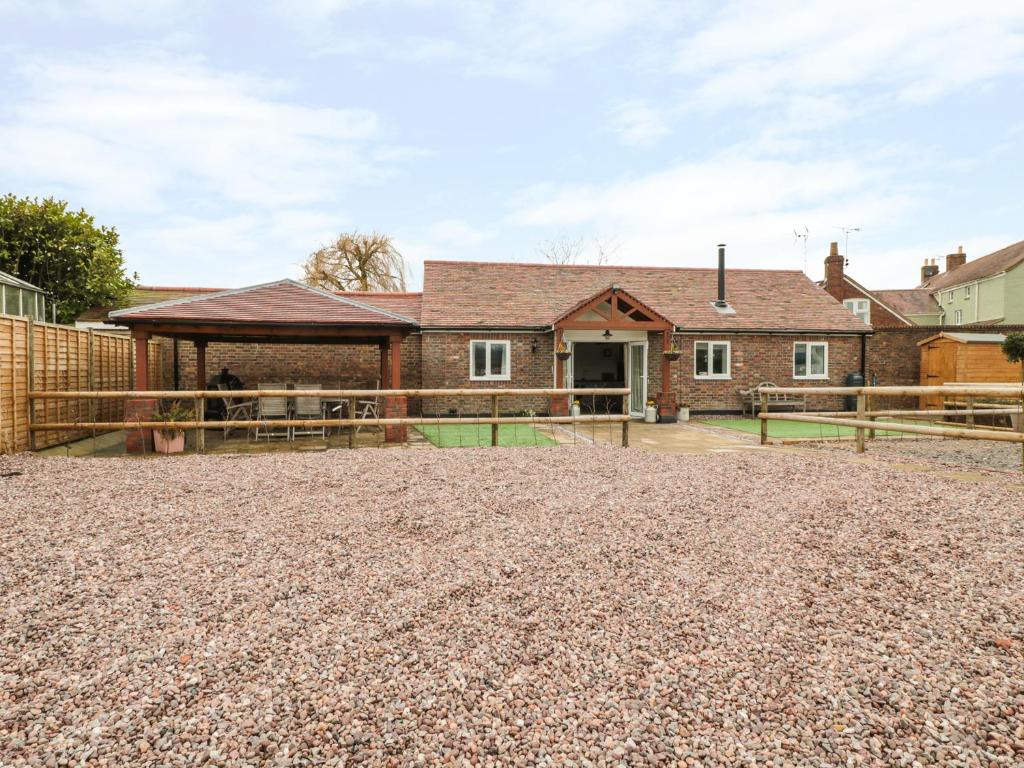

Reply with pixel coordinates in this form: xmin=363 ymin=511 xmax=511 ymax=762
xmin=110 ymin=280 xmax=417 ymax=326
xmin=336 ymin=291 xmax=422 ymax=323
xmin=421 ymin=261 xmax=869 ymax=332
xmin=871 ymin=289 xmax=940 ymax=316
xmin=78 ymin=286 xmax=223 ymax=322
xmin=922 ymin=239 xmax=1024 ymax=290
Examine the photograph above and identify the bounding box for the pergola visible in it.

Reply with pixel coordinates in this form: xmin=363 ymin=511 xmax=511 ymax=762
xmin=108 ymin=279 xmax=417 ymax=443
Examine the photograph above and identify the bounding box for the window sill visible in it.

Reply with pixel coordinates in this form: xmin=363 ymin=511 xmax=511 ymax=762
xmin=470 ymin=376 xmax=511 ymax=382
xmin=793 ymin=375 xmax=829 ymax=381
xmin=694 ymin=375 xmax=732 ymax=381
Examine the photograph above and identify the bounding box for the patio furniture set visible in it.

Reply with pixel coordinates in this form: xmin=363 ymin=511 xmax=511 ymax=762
xmin=738 ymin=382 xmax=807 ymax=417
xmin=216 ymin=382 xmax=382 ymax=441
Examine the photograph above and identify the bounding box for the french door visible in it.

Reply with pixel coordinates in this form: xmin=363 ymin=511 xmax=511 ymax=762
xmin=628 ymin=341 xmax=647 ymax=417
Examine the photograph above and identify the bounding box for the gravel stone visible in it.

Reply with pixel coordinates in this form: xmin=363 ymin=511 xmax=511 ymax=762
xmin=1 ymin=447 xmax=1022 ymax=766
xmin=808 ymin=436 xmax=1024 ymax=474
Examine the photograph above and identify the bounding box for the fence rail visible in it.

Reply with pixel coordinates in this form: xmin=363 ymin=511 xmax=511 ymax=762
xmin=27 ymin=387 xmax=634 ymax=449
xmin=756 ymin=384 xmax=1024 ymax=470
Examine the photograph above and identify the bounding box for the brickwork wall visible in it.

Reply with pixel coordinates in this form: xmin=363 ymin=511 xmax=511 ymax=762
xmin=671 ymin=333 xmax=864 ymax=412
xmin=420 ymin=332 xmax=554 ymax=415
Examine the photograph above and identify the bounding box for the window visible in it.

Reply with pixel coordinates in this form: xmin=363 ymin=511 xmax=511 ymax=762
xmin=469 ymin=340 xmax=510 ymax=380
xmin=954 ymin=309 xmax=963 ymax=325
xmin=694 ymin=341 xmax=730 ymax=379
xmin=843 ymin=298 xmax=870 ymax=324
xmin=946 ymin=291 xmax=954 ymax=304
xmin=793 ymin=342 xmax=828 ymax=379
xmin=964 ymin=285 xmax=971 ymax=299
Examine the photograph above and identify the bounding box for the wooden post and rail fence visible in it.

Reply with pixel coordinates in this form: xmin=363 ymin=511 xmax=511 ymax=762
xmin=25 ymin=387 xmax=633 ymax=449
xmin=757 ymin=384 xmax=1024 ymax=470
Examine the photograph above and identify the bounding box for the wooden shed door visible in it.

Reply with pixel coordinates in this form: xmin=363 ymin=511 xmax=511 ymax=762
xmin=920 ymin=342 xmax=953 ymax=409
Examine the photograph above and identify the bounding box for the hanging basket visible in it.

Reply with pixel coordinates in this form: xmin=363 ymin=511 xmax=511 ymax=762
xmin=556 ymin=350 xmax=572 ymax=361
xmin=662 ymin=350 xmax=681 ymax=361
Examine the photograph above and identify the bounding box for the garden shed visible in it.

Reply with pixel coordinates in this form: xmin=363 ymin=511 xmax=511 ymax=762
xmin=918 ymin=332 xmax=1019 ymax=408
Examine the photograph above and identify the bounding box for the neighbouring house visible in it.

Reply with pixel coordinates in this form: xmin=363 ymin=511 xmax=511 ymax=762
xmin=1 ymin=269 xmax=55 ymax=322
xmin=919 ymin=240 xmax=1024 ymax=326
xmin=96 ymin=250 xmax=871 ymax=423
xmin=820 ymin=242 xmax=941 ymax=327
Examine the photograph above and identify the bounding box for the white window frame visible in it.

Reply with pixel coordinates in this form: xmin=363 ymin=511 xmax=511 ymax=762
xmin=954 ymin=309 xmax=963 ymax=325
xmin=793 ymin=342 xmax=828 ymax=380
xmin=946 ymin=291 xmax=954 ymax=304
xmin=843 ymin=298 xmax=870 ymax=324
xmin=693 ymin=340 xmax=731 ymax=380
xmin=469 ymin=339 xmax=511 ymax=381
xmin=964 ymin=285 xmax=971 ymax=299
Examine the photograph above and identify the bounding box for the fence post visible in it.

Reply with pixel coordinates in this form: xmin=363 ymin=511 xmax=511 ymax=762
xmin=867 ymin=394 xmax=876 ymax=440
xmin=348 ymin=396 xmax=357 ymax=449
xmin=87 ymin=329 xmax=96 ymax=446
xmin=194 ymin=396 xmax=205 ymax=453
xmin=491 ymin=394 xmax=498 ymax=447
xmin=622 ymin=393 xmax=630 ymax=447
xmin=26 ymin=320 xmax=35 ymax=452
xmin=759 ymin=390 xmax=769 ymax=445
xmin=965 ymin=396 xmax=975 ymax=428
xmin=855 ymin=393 xmax=866 ymax=453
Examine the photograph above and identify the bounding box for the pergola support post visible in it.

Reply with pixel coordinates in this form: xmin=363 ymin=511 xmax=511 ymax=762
xmin=657 ymin=331 xmax=678 ymax=423
xmin=384 ymin=335 xmax=407 ymax=443
xmin=195 ymin=340 xmax=207 ymax=453
xmin=126 ymin=329 xmax=155 ymax=454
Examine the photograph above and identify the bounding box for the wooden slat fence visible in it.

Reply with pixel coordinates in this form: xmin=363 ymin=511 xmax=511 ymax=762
xmin=0 ymin=314 xmax=157 ymax=453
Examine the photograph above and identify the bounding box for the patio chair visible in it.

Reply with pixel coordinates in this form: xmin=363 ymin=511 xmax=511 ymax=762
xmin=290 ymin=383 xmax=325 ymax=440
xmin=215 ymin=384 xmax=255 ymax=440
xmin=355 ymin=379 xmax=382 ymax=434
xmin=255 ymin=383 xmax=289 ymax=440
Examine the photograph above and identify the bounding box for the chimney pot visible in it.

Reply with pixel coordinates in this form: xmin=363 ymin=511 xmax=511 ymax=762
xmin=824 ymin=241 xmax=844 ymax=298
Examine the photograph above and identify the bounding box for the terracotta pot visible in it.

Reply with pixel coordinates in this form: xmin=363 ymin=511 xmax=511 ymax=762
xmin=153 ymin=429 xmax=186 ymax=454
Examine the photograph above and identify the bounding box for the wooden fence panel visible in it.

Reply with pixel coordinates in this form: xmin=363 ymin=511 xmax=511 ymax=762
xmin=0 ymin=314 xmax=135 ymax=453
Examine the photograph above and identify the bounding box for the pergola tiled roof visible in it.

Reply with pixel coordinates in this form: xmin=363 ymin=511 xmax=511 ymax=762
xmin=109 ymin=279 xmax=415 ymax=395
xmin=110 ymin=279 xmax=417 ymax=326
xmin=421 ymin=261 xmax=869 ymax=332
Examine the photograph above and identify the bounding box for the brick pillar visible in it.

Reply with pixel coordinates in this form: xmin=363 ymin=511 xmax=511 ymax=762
xmin=658 ymin=340 xmax=677 ymax=422
xmin=385 ymin=335 xmax=406 ymax=442
xmin=125 ymin=398 xmax=156 ymax=454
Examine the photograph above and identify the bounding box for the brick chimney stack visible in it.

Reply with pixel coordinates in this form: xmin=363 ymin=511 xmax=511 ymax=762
xmin=921 ymin=258 xmax=939 ymax=284
xmin=945 ymin=245 xmax=966 ymax=273
xmin=823 ymin=241 xmax=844 ymax=298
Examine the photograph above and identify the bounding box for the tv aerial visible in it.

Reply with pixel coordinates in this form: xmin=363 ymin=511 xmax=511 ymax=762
xmin=833 ymin=226 xmax=860 ymax=264
xmin=793 ymin=226 xmax=809 ymax=272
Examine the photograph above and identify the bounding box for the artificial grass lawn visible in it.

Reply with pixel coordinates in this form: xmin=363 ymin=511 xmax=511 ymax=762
xmin=699 ymin=417 xmax=913 ymax=439
xmin=415 ymin=423 xmax=558 ymax=448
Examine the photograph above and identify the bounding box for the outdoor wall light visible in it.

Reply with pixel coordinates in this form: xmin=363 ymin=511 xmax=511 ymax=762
xmin=531 ymin=340 xmax=538 ymax=353
xmin=602 ymin=329 xmax=613 ymax=339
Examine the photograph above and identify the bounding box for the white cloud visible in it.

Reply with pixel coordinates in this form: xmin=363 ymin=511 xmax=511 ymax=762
xmin=510 ymin=153 xmax=919 ymax=278
xmin=609 ymin=100 xmax=673 ymax=148
xmin=425 ymin=218 xmax=491 ymax=247
xmin=676 ymin=1 xmax=1024 ymax=110
xmin=0 ymin=53 xmax=392 ymax=213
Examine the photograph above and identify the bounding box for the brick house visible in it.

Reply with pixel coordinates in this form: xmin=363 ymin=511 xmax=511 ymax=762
xmin=95 ymin=252 xmax=871 ymax=418
xmin=820 ymin=241 xmax=941 ymax=327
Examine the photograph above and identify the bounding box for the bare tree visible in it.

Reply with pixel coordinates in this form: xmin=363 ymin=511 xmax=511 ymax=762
xmin=302 ymin=231 xmax=407 ymax=291
xmin=537 ymin=235 xmax=618 ymax=266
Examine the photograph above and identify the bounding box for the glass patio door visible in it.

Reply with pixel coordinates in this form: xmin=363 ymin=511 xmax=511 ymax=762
xmin=628 ymin=341 xmax=647 ymax=416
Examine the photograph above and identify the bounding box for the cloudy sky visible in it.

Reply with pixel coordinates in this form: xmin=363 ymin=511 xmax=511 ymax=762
xmin=2 ymin=1 xmax=1023 ymax=290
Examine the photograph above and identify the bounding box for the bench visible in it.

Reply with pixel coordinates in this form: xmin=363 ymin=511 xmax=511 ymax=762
xmin=739 ymin=382 xmax=807 ymax=417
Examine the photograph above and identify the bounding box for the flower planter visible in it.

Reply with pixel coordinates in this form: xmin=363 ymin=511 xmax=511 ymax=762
xmin=556 ymin=351 xmax=572 ymax=361
xmin=662 ymin=351 xmax=681 ymax=361
xmin=154 ymin=430 xmax=186 ymax=454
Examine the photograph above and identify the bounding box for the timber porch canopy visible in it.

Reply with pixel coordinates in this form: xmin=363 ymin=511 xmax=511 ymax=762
xmin=107 ymin=279 xmax=417 ymax=391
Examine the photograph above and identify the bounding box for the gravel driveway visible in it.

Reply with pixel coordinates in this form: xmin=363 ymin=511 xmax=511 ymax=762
xmin=808 ymin=437 xmax=1024 ymax=475
xmin=2 ymin=448 xmax=1022 ymax=766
